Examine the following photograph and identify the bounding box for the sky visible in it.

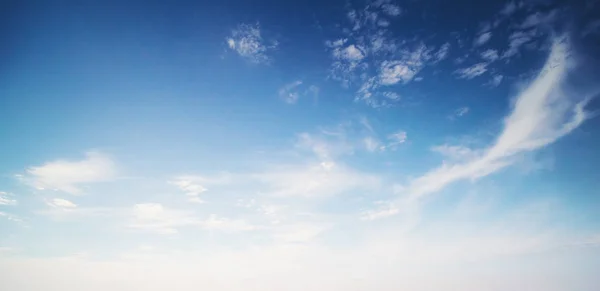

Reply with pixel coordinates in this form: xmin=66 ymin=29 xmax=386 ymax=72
xmin=1 ymin=0 xmax=600 ymax=290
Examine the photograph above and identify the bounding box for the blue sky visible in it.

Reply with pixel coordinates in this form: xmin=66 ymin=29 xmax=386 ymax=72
xmin=2 ymin=0 xmax=600 ymax=290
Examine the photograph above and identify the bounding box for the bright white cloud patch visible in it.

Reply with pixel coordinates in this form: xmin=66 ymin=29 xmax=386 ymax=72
xmin=226 ymin=23 xmax=277 ymax=64
xmin=25 ymin=152 xmax=115 ymax=194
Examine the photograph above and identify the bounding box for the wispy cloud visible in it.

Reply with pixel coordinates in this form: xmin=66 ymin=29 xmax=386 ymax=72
xmin=383 ymin=131 xmax=407 ymax=150
xmin=24 ymin=152 xmax=115 ymax=194
xmin=481 ymin=49 xmax=499 ymax=62
xmin=487 ymin=74 xmax=504 ymax=87
xmin=0 ymin=192 xmax=17 ymax=206
xmin=502 ymin=29 xmax=538 ymax=59
xmin=368 ymin=36 xmax=592 ymax=218
xmin=226 ymin=23 xmax=277 ymax=64
xmin=455 ymin=62 xmax=488 ymax=79
xmin=449 ymin=107 xmax=470 ymax=120
xmin=473 ymin=32 xmax=492 ymax=46
xmin=278 ymin=80 xmax=304 ymax=104
xmin=432 ymin=42 xmax=450 ymax=63
xmin=46 ymin=198 xmax=77 ymax=209
xmin=170 ymin=174 xmax=231 ymax=204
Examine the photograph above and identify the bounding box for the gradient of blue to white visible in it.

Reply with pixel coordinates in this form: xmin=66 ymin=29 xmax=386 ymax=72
xmin=2 ymin=0 xmax=600 ymax=290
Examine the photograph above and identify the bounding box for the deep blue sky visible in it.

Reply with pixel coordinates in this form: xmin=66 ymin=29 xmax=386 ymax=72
xmin=1 ymin=0 xmax=600 ymax=290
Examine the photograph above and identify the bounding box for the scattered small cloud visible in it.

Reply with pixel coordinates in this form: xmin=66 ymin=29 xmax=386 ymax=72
xmin=520 ymin=9 xmax=560 ymax=29
xmin=474 ymin=32 xmax=492 ymax=47
xmin=453 ymin=107 xmax=470 ymax=118
xmin=226 ymin=23 xmax=278 ymax=64
xmin=170 ymin=174 xmax=231 ymax=204
xmin=502 ymin=30 xmax=537 ymax=59
xmin=278 ymin=80 xmax=304 ymax=104
xmin=455 ymin=63 xmax=488 ymax=79
xmin=487 ymin=75 xmax=504 ymax=87
xmin=433 ymin=42 xmax=450 ymax=63
xmin=481 ymin=49 xmax=499 ymax=62
xmin=0 ymin=192 xmax=17 ymax=206
xmin=384 ymin=131 xmax=407 ymax=150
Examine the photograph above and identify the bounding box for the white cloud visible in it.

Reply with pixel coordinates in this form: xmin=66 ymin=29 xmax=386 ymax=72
xmin=25 ymin=152 xmax=115 ymax=194
xmin=455 ymin=62 xmax=488 ymax=79
xmin=488 ymin=75 xmax=504 ymax=87
xmin=474 ymin=32 xmax=492 ymax=46
xmin=47 ymin=198 xmax=77 ymax=209
xmin=0 ymin=192 xmax=17 ymax=206
xmin=226 ymin=23 xmax=277 ymax=64
xmin=370 ymin=36 xmax=591 ymax=216
xmin=502 ymin=29 xmax=537 ymax=59
xmin=327 ymin=41 xmax=368 ymax=85
xmin=170 ymin=174 xmax=232 ymax=204
xmin=379 ymin=61 xmax=418 ymax=85
xmin=278 ymin=80 xmax=303 ymax=104
xmin=433 ymin=42 xmax=450 ymax=63
xmin=450 ymin=107 xmax=470 ymax=119
xmin=383 ymin=131 xmax=407 ymax=150
xmin=378 ymin=44 xmax=432 ymax=86
xmin=380 ymin=3 xmax=402 ymax=16
xmin=481 ymin=49 xmax=499 ymax=62
xmin=335 ymin=44 xmax=365 ymax=61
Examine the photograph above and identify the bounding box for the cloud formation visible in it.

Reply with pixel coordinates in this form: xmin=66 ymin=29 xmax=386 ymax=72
xmin=24 ymin=152 xmax=115 ymax=194
xmin=226 ymin=23 xmax=277 ymax=64
xmin=368 ymin=36 xmax=591 ymax=218
xmin=0 ymin=192 xmax=17 ymax=206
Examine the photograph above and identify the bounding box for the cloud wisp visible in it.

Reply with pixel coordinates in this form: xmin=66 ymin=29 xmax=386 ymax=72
xmin=366 ymin=36 xmax=592 ymax=218
xmin=226 ymin=23 xmax=278 ymax=64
